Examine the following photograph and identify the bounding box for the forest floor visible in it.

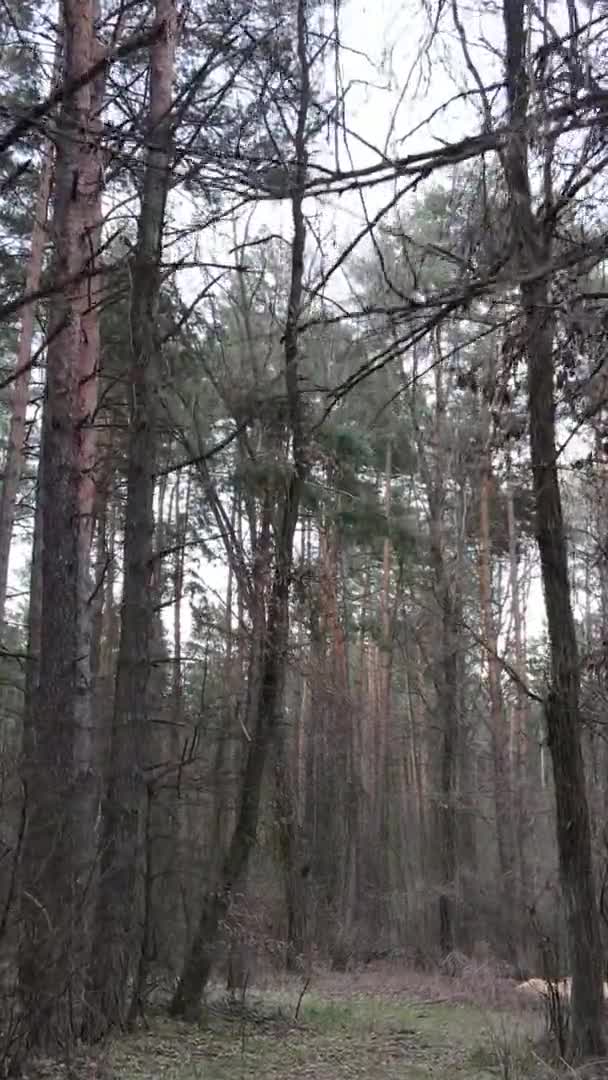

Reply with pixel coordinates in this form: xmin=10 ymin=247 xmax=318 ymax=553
xmin=108 ymin=967 xmax=545 ymax=1080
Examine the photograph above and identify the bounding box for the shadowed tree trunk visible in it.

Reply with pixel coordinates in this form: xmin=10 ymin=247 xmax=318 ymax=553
xmin=84 ymin=0 xmax=178 ymax=1038
xmin=502 ymin=0 xmax=605 ymax=1057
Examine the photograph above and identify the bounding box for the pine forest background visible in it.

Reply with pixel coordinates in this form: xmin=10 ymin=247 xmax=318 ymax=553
xmin=1 ymin=0 xmax=608 ymax=1065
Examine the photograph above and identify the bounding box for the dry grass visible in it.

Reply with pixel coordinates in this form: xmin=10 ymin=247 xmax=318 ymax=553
xmin=106 ymin=963 xmax=542 ymax=1080
xmin=309 ymin=958 xmax=532 ymax=1012
xmin=14 ymin=963 xmax=569 ymax=1080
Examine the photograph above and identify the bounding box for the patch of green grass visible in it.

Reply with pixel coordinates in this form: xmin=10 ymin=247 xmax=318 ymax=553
xmin=108 ymin=991 xmax=536 ymax=1080
xmin=299 ymin=996 xmax=357 ymax=1030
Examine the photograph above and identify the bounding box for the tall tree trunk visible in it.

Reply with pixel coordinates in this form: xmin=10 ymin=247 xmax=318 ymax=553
xmin=72 ymin=9 xmax=106 ymax=1025
xmin=85 ymin=0 xmax=177 ymax=1037
xmin=502 ymin=0 xmax=605 ymax=1056
xmin=170 ymin=0 xmax=311 ymax=1018
xmin=17 ymin=0 xmax=104 ymax=1052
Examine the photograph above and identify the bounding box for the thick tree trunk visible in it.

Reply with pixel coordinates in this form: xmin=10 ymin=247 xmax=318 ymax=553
xmin=72 ymin=10 xmax=106 ymax=1027
xmin=526 ymin=277 xmax=604 ymax=1057
xmin=85 ymin=0 xmax=177 ymax=1038
xmin=502 ymin=0 xmax=605 ymax=1056
xmin=17 ymin=0 xmax=105 ymax=1052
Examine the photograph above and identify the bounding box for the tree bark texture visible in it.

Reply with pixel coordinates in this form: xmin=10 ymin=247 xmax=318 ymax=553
xmin=18 ymin=0 xmax=105 ymax=1052
xmin=502 ymin=0 xmax=605 ymax=1056
xmin=85 ymin=0 xmax=177 ymax=1038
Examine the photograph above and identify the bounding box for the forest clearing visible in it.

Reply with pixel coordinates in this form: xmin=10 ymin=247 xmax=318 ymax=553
xmin=101 ymin=968 xmax=542 ymax=1080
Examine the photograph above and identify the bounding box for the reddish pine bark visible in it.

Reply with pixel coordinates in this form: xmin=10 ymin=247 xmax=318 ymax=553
xmin=18 ymin=0 xmax=105 ymax=1052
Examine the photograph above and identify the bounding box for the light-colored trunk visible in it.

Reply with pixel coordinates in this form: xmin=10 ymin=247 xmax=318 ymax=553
xmin=73 ymin=6 xmax=105 ymax=996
